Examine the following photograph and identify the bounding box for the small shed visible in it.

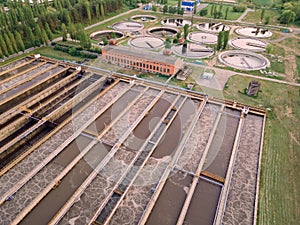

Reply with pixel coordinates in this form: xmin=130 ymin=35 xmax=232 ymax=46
xmin=202 ymin=72 xmax=214 ymax=80
xmin=246 ymin=81 xmax=260 ymax=96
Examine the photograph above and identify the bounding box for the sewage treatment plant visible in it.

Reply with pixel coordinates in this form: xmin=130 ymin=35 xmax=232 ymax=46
xmin=0 ymin=55 xmax=266 ymax=225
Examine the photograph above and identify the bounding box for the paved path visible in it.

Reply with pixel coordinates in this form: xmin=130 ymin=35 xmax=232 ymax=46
xmin=236 ymin=8 xmax=254 ymax=22
xmin=270 ymin=28 xmax=300 ymax=43
xmin=85 ymin=7 xmax=141 ymax=31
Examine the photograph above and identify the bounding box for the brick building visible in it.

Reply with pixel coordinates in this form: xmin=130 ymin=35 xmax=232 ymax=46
xmin=102 ymin=45 xmax=183 ymax=76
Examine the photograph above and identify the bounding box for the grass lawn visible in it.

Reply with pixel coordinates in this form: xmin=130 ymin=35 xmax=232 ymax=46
xmin=167 ymin=0 xmax=180 ymax=6
xmin=0 ymin=54 xmax=29 ymax=67
xmin=252 ymin=0 xmax=282 ymax=6
xmin=242 ymin=9 xmax=280 ymax=25
xmin=31 ymin=46 xmax=87 ymax=62
xmin=223 ymin=75 xmax=300 ymax=225
xmin=296 ymin=56 xmax=300 ymax=82
xmin=269 ymin=60 xmax=285 ymax=74
xmin=200 ymin=4 xmax=243 ymax=20
xmin=279 ymin=37 xmax=300 ymax=51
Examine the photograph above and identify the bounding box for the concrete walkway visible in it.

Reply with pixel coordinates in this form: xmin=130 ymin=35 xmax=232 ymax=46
xmin=85 ymin=7 xmax=141 ymax=31
xmin=236 ymin=8 xmax=254 ymax=22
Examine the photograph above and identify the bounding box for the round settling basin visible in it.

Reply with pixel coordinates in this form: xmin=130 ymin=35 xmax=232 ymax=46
xmin=172 ymin=43 xmax=214 ymax=59
xmin=161 ymin=18 xmax=191 ymax=27
xmin=229 ymin=37 xmax=267 ymax=52
xmin=129 ymin=36 xmax=165 ymax=49
xmin=112 ymin=22 xmax=144 ymax=32
xmin=235 ymin=27 xmax=272 ymax=38
xmin=90 ymin=30 xmax=124 ymax=42
xmin=197 ymin=22 xmax=230 ymax=33
xmin=187 ymin=32 xmax=218 ymax=44
xmin=218 ymin=50 xmax=270 ymax=70
xmin=148 ymin=27 xmax=179 ymax=37
xmin=131 ymin=15 xmax=157 ymax=22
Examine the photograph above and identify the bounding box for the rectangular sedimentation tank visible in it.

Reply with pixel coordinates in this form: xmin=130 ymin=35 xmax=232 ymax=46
xmin=0 ymin=56 xmax=266 ymax=225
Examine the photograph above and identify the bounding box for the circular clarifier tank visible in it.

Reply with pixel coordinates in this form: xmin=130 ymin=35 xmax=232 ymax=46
xmin=218 ymin=50 xmax=270 ymax=70
xmin=128 ymin=36 xmax=165 ymax=49
xmin=161 ymin=18 xmax=191 ymax=27
xmin=197 ymin=22 xmax=230 ymax=33
xmin=148 ymin=27 xmax=179 ymax=37
xmin=131 ymin=15 xmax=157 ymax=22
xmin=172 ymin=43 xmax=214 ymax=59
xmin=112 ymin=21 xmax=144 ymax=32
xmin=90 ymin=30 xmax=124 ymax=42
xmin=235 ymin=27 xmax=272 ymax=38
xmin=187 ymin=32 xmax=218 ymax=44
xmin=229 ymin=37 xmax=267 ymax=52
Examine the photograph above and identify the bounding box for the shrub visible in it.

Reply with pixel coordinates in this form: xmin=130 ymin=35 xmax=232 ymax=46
xmin=199 ymin=8 xmax=208 ymax=16
xmin=233 ymin=4 xmax=246 ymax=13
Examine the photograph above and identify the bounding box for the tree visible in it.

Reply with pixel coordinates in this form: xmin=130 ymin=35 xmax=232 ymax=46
xmin=61 ymin=23 xmax=67 ymax=41
xmin=217 ymin=31 xmax=224 ymax=51
xmin=194 ymin=1 xmax=197 ymax=15
xmin=233 ymin=4 xmax=246 ymax=13
xmin=79 ymin=30 xmax=91 ymax=49
xmin=61 ymin=9 xmax=71 ymax=25
xmin=266 ymin=44 xmax=273 ymax=54
xmin=0 ymin=35 xmax=9 ymax=56
xmin=176 ymin=31 xmax=182 ymax=39
xmin=183 ymin=24 xmax=189 ymax=39
xmin=261 ymin=8 xmax=265 ymax=21
xmin=279 ymin=10 xmax=296 ymax=25
xmin=224 ymin=7 xmax=229 ymax=20
xmin=179 ymin=7 xmax=184 ymax=15
xmin=68 ymin=23 xmax=76 ymax=41
xmin=223 ymin=30 xmax=230 ymax=50
xmin=100 ymin=2 xmax=105 ymax=17
xmin=177 ymin=0 xmax=182 ymax=14
xmin=26 ymin=27 xmax=36 ymax=47
xmin=0 ymin=47 xmax=3 ymax=59
xmin=210 ymin=4 xmax=214 ymax=16
xmin=110 ymin=32 xmax=117 ymax=39
xmin=41 ymin=29 xmax=49 ymax=45
xmin=7 ymin=31 xmax=18 ymax=53
xmin=102 ymin=37 xmax=108 ymax=45
xmin=264 ymin=15 xmax=270 ymax=25
xmin=199 ymin=8 xmax=208 ymax=17
xmin=34 ymin=25 xmax=44 ymax=46
xmin=15 ymin=31 xmax=25 ymax=52
xmin=152 ymin=5 xmax=157 ymax=12
xmin=45 ymin=23 xmax=53 ymax=41
xmin=3 ymin=32 xmax=14 ymax=54
xmin=163 ymin=5 xmax=168 ymax=14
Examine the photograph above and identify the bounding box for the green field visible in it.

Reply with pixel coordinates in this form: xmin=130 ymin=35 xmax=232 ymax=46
xmin=242 ymin=9 xmax=280 ymax=25
xmin=297 ymin=56 xmax=300 ymax=82
xmin=32 ymin=46 xmax=88 ymax=62
xmin=251 ymin=0 xmax=282 ymax=6
xmin=200 ymin=4 xmax=244 ymax=20
xmin=223 ymin=75 xmax=300 ymax=225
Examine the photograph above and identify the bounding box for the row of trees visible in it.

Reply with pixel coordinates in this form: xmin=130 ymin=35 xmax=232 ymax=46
xmin=0 ymin=0 xmax=125 ymax=58
xmin=217 ymin=30 xmax=230 ymax=51
xmin=199 ymin=4 xmax=232 ymax=20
